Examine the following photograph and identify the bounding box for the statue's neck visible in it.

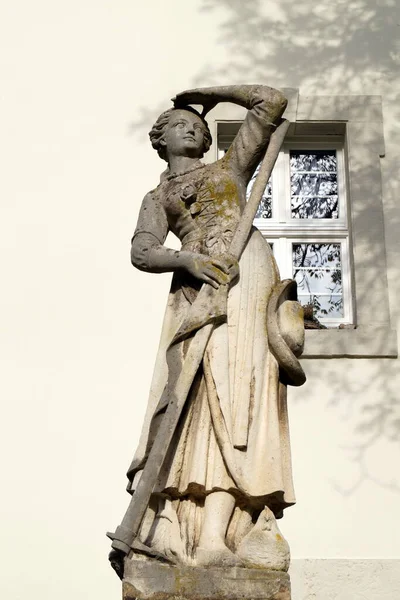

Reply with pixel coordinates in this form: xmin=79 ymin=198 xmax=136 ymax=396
xmin=167 ymin=156 xmax=201 ymax=177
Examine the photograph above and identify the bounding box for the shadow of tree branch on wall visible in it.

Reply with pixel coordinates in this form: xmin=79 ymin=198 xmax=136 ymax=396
xmin=319 ymin=358 xmax=400 ymax=495
xmin=197 ymin=0 xmax=399 ymax=92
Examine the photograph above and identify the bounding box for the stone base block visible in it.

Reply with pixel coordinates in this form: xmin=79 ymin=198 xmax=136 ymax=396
xmin=123 ymin=558 xmax=290 ymax=600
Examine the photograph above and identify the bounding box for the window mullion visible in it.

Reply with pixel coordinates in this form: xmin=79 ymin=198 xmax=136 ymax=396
xmin=282 ymin=148 xmax=291 ymax=223
xmin=272 ymin=149 xmax=287 ymax=223
xmin=337 ymin=147 xmax=347 ymax=226
xmin=278 ymin=238 xmax=292 ymax=280
xmin=341 ymin=237 xmax=353 ymax=324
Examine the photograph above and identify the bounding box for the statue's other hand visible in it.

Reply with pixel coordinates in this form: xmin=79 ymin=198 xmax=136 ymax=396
xmin=182 ymin=253 xmax=236 ymax=288
xmin=172 ymin=89 xmax=218 ymax=117
xmin=215 ymin=253 xmax=239 ymax=284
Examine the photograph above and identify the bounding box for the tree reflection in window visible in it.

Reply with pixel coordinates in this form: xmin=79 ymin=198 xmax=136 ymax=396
xmin=293 ymin=243 xmax=343 ymax=318
xmin=290 ymin=150 xmax=339 ymax=219
xmin=247 ymin=163 xmax=272 ymax=218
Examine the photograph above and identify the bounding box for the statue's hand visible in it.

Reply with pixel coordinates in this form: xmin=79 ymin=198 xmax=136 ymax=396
xmin=215 ymin=253 xmax=239 ymax=284
xmin=182 ymin=253 xmax=238 ymax=288
xmin=172 ymin=89 xmax=218 ymax=117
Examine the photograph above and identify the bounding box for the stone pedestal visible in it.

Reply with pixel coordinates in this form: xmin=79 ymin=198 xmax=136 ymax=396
xmin=123 ymin=558 xmax=291 ymax=600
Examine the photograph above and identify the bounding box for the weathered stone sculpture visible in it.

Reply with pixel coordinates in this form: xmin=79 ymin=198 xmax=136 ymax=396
xmin=108 ymin=85 xmax=306 ymax=600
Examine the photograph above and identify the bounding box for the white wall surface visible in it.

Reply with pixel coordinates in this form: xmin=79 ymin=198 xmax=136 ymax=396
xmin=1 ymin=1 xmax=399 ymax=599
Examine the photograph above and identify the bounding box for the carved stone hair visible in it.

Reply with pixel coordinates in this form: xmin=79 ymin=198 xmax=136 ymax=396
xmin=149 ymin=106 xmax=212 ymax=162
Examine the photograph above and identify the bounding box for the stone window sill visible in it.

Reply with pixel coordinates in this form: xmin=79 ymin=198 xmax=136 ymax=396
xmin=302 ymin=326 xmax=398 ymax=358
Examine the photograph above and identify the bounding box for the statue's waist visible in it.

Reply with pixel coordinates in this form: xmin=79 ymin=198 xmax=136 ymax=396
xmin=181 ymin=226 xmax=235 ymax=256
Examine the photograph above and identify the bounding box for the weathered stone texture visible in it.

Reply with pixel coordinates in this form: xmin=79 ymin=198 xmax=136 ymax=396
xmin=123 ymin=559 xmax=290 ymax=600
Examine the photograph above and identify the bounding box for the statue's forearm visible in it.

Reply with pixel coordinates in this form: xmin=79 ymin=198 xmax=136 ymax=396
xmin=131 ymin=234 xmax=194 ymax=274
xmin=147 ymin=247 xmax=195 ymax=274
xmin=194 ymin=85 xmax=284 ymax=109
xmin=174 ymin=85 xmax=287 ymax=120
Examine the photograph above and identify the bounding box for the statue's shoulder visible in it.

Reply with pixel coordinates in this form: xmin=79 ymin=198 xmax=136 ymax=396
xmin=143 ymin=186 xmax=162 ymax=201
xmin=139 ymin=185 xmax=169 ymax=212
xmin=144 ymin=188 xmax=157 ymax=199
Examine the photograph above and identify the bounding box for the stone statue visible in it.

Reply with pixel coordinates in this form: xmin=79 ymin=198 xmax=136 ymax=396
xmin=108 ymin=86 xmax=306 ymax=594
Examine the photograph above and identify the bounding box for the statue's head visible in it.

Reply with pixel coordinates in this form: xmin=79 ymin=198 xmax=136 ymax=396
xmin=149 ymin=107 xmax=212 ymax=163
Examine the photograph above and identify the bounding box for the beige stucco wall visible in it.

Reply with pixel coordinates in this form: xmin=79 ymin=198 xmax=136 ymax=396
xmin=1 ymin=1 xmax=399 ymax=599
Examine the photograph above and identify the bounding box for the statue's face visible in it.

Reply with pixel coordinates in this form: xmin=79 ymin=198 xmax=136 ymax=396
xmin=162 ymin=109 xmax=205 ymax=159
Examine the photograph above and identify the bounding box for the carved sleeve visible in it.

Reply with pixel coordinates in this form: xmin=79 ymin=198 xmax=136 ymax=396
xmin=130 ymin=192 xmax=169 ymax=272
xmin=225 ymin=86 xmax=287 ymax=186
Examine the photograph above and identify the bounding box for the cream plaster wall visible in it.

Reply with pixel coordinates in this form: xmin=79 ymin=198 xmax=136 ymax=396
xmin=1 ymin=1 xmax=399 ymax=599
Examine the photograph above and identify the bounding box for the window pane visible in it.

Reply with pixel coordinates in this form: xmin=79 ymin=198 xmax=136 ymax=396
xmin=290 ymin=150 xmax=339 ymax=219
xmin=293 ymin=243 xmax=343 ymax=320
xmin=247 ymin=163 xmax=272 ymax=219
xmin=290 ymin=151 xmax=337 ymax=172
xmin=255 ymin=197 xmax=272 ymax=219
xmin=293 ymin=243 xmax=341 ymax=268
xmin=295 ymin=269 xmax=342 ymax=295
xmin=291 ymin=195 xmax=339 ymax=219
xmin=298 ymin=294 xmax=344 ymax=318
xmin=291 ymin=173 xmax=338 ymax=197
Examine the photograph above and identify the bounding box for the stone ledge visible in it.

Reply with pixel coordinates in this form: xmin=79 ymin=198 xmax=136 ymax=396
xmin=302 ymin=326 xmax=398 ymax=358
xmin=123 ymin=558 xmax=291 ymax=600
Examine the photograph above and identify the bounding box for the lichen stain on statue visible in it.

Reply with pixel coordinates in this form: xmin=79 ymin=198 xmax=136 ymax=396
xmin=107 ymin=85 xmax=306 ymax=598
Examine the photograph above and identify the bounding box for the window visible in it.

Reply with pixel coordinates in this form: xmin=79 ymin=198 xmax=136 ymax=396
xmin=218 ymin=126 xmax=353 ymax=327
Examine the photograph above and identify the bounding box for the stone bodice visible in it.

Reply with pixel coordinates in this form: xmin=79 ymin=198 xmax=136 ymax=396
xmin=157 ymin=158 xmax=244 ymax=257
